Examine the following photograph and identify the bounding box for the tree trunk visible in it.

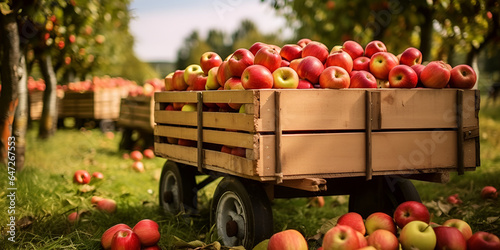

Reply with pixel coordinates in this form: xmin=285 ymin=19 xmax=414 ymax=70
xmin=418 ymin=6 xmax=434 ymax=62
xmin=13 ymin=53 xmax=28 ymax=171
xmin=38 ymin=53 xmax=58 ymax=139
xmin=0 ymin=12 xmax=21 ymax=164
xmin=466 ymin=48 xmax=480 ymax=89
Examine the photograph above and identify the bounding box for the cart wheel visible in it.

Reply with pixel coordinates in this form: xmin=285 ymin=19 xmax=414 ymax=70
xmin=348 ymin=176 xmax=421 ymax=218
xmin=159 ymin=161 xmax=197 ymax=214
xmin=99 ymin=119 xmax=115 ymax=133
xmin=211 ymin=177 xmax=273 ymax=249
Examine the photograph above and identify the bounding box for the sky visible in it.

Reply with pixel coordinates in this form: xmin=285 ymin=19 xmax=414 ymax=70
xmin=129 ymin=0 xmax=290 ymax=62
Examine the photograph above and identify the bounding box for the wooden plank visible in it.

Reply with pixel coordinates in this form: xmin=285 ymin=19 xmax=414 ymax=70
xmin=155 ymin=110 xmax=257 ymax=132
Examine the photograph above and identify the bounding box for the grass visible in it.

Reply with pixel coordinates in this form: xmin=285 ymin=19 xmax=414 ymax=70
xmin=1 ymin=97 xmax=499 ymax=249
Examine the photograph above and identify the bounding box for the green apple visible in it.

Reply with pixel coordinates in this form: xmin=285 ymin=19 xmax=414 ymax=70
xmin=181 ymin=103 xmax=197 ymax=112
xmin=184 ymin=64 xmax=204 ymax=86
xmin=399 ymin=221 xmax=436 ymax=250
xmin=273 ymin=67 xmax=299 ymax=89
xmin=205 ymin=66 xmax=220 ymax=90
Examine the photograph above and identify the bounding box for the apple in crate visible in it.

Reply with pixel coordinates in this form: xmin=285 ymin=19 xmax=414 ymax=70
xmin=217 ymin=61 xmax=232 ymax=88
xmin=393 ymin=201 xmax=430 ymax=229
xmin=111 ymin=228 xmax=141 ymax=250
xmin=388 ymin=65 xmax=418 ymax=88
xmin=353 ymin=56 xmax=370 ymax=71
xmin=172 ymin=70 xmax=188 ymax=91
xmin=411 ymin=64 xmax=425 ymax=87
xmin=369 ymin=52 xmax=398 ymax=80
xmin=367 ymin=229 xmax=399 ymax=250
xmin=442 ymin=219 xmax=473 ymax=241
xmin=273 ymin=67 xmax=299 ymax=89
xmin=399 ymin=47 xmax=422 ymax=66
xmin=205 ymin=66 xmax=220 ymax=90
xmin=101 ymin=224 xmax=132 ymax=249
xmin=336 ymin=212 xmax=366 ymax=235
xmin=133 ymin=219 xmax=161 ymax=247
xmin=249 ymin=42 xmax=269 ymax=56
xmin=297 ymin=38 xmax=312 ymax=48
xmin=365 ymin=212 xmax=396 ymax=235
xmin=342 ymin=40 xmax=364 ymax=60
xmin=224 ymin=77 xmax=244 ymax=90
xmin=322 ymin=224 xmax=360 ymax=250
xmin=280 ymin=44 xmax=302 ymax=62
xmin=325 ymin=50 xmax=353 ymax=73
xmin=302 ymin=41 xmax=329 ymax=63
xmin=297 ymin=79 xmax=314 ymax=89
xmin=184 ymin=64 xmax=204 ymax=86
xmin=241 ymin=65 xmax=274 ymax=89
xmin=297 ymin=56 xmax=324 ymax=84
xmin=319 ymin=66 xmax=350 ymax=89
xmin=364 ymin=40 xmax=387 ymax=58
xmin=130 ymin=150 xmax=143 ymax=162
xmin=268 ymin=229 xmax=308 ymax=250
xmin=399 ymin=221 xmax=436 ymax=250
xmin=449 ymin=64 xmax=477 ymax=89
xmin=467 ymin=231 xmax=500 ymax=250
xmin=289 ymin=58 xmax=304 ymax=72
xmin=433 ymin=226 xmax=467 ymax=250
xmin=200 ymin=51 xmax=222 ymax=75
xmin=164 ymin=72 xmax=175 ymax=91
xmin=228 ymin=48 xmax=254 ymax=77
xmin=73 ymin=170 xmax=91 ymax=184
xmin=254 ymin=47 xmax=282 ymax=73
xmin=420 ymin=61 xmax=451 ymax=88
xmin=350 ymin=71 xmax=377 ymax=89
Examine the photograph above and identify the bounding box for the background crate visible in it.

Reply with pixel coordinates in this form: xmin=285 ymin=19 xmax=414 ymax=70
xmin=117 ymin=96 xmax=154 ymax=132
xmin=59 ymin=89 xmax=121 ymax=120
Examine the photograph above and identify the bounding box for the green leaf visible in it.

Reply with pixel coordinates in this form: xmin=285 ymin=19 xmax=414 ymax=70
xmin=0 ymin=2 xmax=12 ymax=15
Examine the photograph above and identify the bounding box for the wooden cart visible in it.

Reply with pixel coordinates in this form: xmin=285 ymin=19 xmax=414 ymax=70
xmin=117 ymin=96 xmax=155 ymax=150
xmin=153 ymin=88 xmax=480 ymax=249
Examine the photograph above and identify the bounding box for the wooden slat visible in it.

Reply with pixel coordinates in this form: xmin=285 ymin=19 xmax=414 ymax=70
xmin=155 ymin=110 xmax=256 ymax=132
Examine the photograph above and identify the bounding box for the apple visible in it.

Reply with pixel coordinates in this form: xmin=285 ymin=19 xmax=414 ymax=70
xmin=132 ymin=219 xmax=161 ymax=247
xmin=325 ymin=50 xmax=353 ymax=73
xmin=228 ymin=48 xmax=254 ymax=77
xmin=184 ymin=64 xmax=204 ymax=86
xmin=164 ymin=72 xmax=175 ymax=91
xmin=297 ymin=79 xmax=314 ymax=89
xmin=217 ymin=61 xmax=232 ymax=88
xmin=296 ymin=56 xmax=324 ymax=84
xmin=388 ymin=65 xmax=418 ymax=88
xmin=68 ymin=211 xmax=80 ymax=224
xmin=420 ymin=61 xmax=451 ymax=88
xmin=96 ymin=198 xmax=117 ymax=213
xmin=322 ymin=224 xmax=360 ymax=250
xmin=365 ymin=212 xmax=396 ymax=235
xmin=132 ymin=161 xmax=145 ymax=172
xmin=224 ymin=77 xmax=245 ymax=91
xmin=172 ymin=70 xmax=188 ymax=91
xmin=353 ymin=56 xmax=370 ymax=71
xmin=92 ymin=172 xmax=104 ymax=180
xmin=204 ymin=66 xmax=220 ymax=90
xmin=181 ymin=103 xmax=197 ymax=111
xmin=281 ymin=59 xmax=290 ymax=67
xmin=393 ymin=201 xmax=430 ymax=229
xmin=411 ymin=64 xmax=425 ymax=87
xmin=350 ymin=71 xmax=377 ymax=89
xmin=122 ymin=153 xmax=130 ymax=160
xmin=309 ymin=196 xmax=325 ymax=207
xmin=366 ymin=229 xmax=399 ymax=250
xmin=101 ymin=224 xmax=132 ymax=250
xmin=364 ymin=40 xmax=387 ymax=58
xmin=230 ymin=147 xmax=246 ymax=157
xmin=249 ymin=42 xmax=269 ymax=56
xmin=142 ymin=246 xmax=161 ymax=250
xmin=130 ymin=150 xmax=143 ymax=162
xmin=241 ymin=65 xmax=273 ymax=89
xmin=111 ymin=228 xmax=141 ymax=250
xmin=268 ymin=229 xmax=308 ymax=250
xmin=297 ymin=38 xmax=312 ymax=48
xmin=433 ymin=226 xmax=467 ymax=250
xmin=446 ymin=193 xmax=463 ymax=205
xmin=280 ymin=44 xmax=302 ymax=62
xmin=200 ymin=51 xmax=222 ymax=75
xmin=189 ymin=75 xmax=208 ymax=90
xmin=319 ymin=66 xmax=350 ymax=89
xmin=357 ymin=231 xmax=368 ymax=248
xmin=467 ymin=231 xmax=500 ymax=250
xmin=91 ymin=195 xmax=104 ymax=204
xmin=73 ymin=170 xmax=91 ymax=184
xmin=337 ymin=212 xmax=366 ymax=235
xmin=273 ymin=67 xmax=299 ymax=89
xmin=330 ymin=45 xmax=343 ymax=54
xmin=289 ymin=58 xmax=304 ymax=72
xmin=480 ymin=186 xmax=498 ymax=199
xmin=369 ymin=52 xmax=399 ymax=80
xmin=442 ymin=219 xmax=473 ymax=241
xmin=449 ymin=64 xmax=477 ymax=89
xmin=302 ymin=41 xmax=329 ymax=63
xmin=358 ymin=247 xmax=377 ymax=250
xmin=254 ymin=47 xmax=282 ymax=72
xmin=399 ymin=47 xmax=422 ymax=66
xmin=221 ymin=145 xmax=232 ymax=154
xmin=143 ymin=148 xmax=155 ymax=159
xmin=399 ymin=221 xmax=436 ymax=250
xmin=342 ymin=40 xmax=364 ymax=60
xmin=177 ymin=139 xmax=197 ymax=147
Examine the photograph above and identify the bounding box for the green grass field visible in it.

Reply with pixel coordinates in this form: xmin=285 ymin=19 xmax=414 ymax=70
xmin=1 ymin=97 xmax=499 ymax=249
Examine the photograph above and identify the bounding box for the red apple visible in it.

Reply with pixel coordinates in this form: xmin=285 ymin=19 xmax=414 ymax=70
xmin=230 ymin=147 xmax=246 ymax=157
xmin=280 ymin=44 xmax=302 ymax=62
xmin=365 ymin=212 xmax=397 ymax=235
xmin=364 ymin=40 xmax=387 ymax=58
xmin=399 ymin=47 xmax=422 ymax=66
xmin=319 ymin=66 xmax=350 ymax=89
xmin=302 ymin=41 xmax=329 ymax=63
xmin=73 ymin=170 xmax=91 ymax=184
xmin=96 ymin=199 xmax=117 ymax=213
xmin=132 ymin=219 xmax=160 ymax=247
xmin=342 ymin=40 xmax=364 ymax=60
xmin=184 ymin=64 xmax=204 ymax=86
xmin=297 ymin=38 xmax=312 ymax=48
xmin=111 ymin=228 xmax=141 ymax=250
xmin=446 ymin=193 xmax=463 ymax=205
xmin=101 ymin=224 xmax=132 ymax=250
xmin=449 ymin=64 xmax=477 ymax=89
xmin=216 ymin=61 xmax=231 ymax=88
xmin=132 ymin=161 xmax=145 ymax=172
xmin=254 ymin=47 xmax=282 ymax=73
xmin=353 ymin=56 xmax=371 ymax=71
xmin=241 ymin=65 xmax=273 ymax=89
xmin=289 ymin=58 xmax=304 ymax=72
xmin=130 ymin=150 xmax=143 ymax=162
xmin=200 ymin=51 xmax=222 ymax=75
xmin=164 ymin=72 xmax=175 ymax=91
xmin=297 ymin=79 xmax=314 ymax=89
xmin=143 ymin=148 xmax=155 ymax=159
xmin=281 ymin=59 xmax=290 ymax=67
xmin=442 ymin=219 xmax=473 ymax=241
xmin=91 ymin=195 xmax=104 ymax=204
xmin=399 ymin=221 xmax=437 ymax=250
xmin=325 ymin=50 xmax=353 ymax=73
xmin=467 ymin=231 xmax=500 ymax=250
xmin=67 ymin=211 xmax=80 ymax=224
xmin=357 ymin=231 xmax=368 ymax=248
xmin=296 ymin=56 xmax=324 ymax=84
xmin=177 ymin=139 xmax=197 ymax=147
xmin=268 ymin=229 xmax=308 ymax=250
xmin=273 ymin=67 xmax=299 ymax=89
xmin=249 ymin=42 xmax=269 ymax=56
xmin=322 ymin=224 xmax=360 ymax=250
xmin=411 ymin=64 xmax=425 ymax=87
xmin=367 ymin=229 xmax=399 ymax=250
xmin=122 ymin=153 xmax=130 ymax=160
xmin=433 ymin=226 xmax=467 ymax=250
xmin=388 ymin=65 xmax=418 ymax=88
xmin=420 ymin=61 xmax=451 ymax=88
xmin=337 ymin=212 xmax=366 ymax=235
xmin=369 ymin=52 xmax=399 ymax=80
xmin=228 ymin=48 xmax=254 ymax=77
xmin=190 ymin=75 xmax=208 ymax=90
xmin=481 ymin=186 xmax=498 ymax=199
xmin=350 ymin=70 xmax=377 ymax=89
xmin=221 ymin=145 xmax=232 ymax=154
xmin=172 ymin=70 xmax=188 ymax=91
xmin=393 ymin=201 xmax=430 ymax=229
xmin=92 ymin=172 xmax=104 ymax=180
xmin=142 ymin=246 xmax=161 ymax=250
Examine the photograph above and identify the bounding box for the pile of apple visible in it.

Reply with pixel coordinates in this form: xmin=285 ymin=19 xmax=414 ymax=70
xmin=100 ymin=219 xmax=161 ymax=250
xmin=28 ymin=77 xmax=47 ymax=92
xmin=267 ymin=201 xmax=500 ymax=250
xmin=57 ymin=76 xmax=136 ymax=93
xmin=123 ymin=149 xmax=155 ymax=173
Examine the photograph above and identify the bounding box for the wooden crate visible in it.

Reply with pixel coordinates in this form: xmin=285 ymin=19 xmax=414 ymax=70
xmin=29 ymin=91 xmax=44 ymax=120
xmin=59 ymin=89 xmax=121 ymax=120
xmin=154 ymin=89 xmax=480 ymax=186
xmin=117 ymin=96 xmax=155 ymax=132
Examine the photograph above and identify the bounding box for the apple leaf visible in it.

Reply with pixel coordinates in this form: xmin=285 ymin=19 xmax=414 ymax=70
xmin=319 ymin=216 xmax=339 ymax=235
xmin=487 ymin=217 xmax=500 ymax=223
xmin=0 ymin=2 xmax=12 ymax=15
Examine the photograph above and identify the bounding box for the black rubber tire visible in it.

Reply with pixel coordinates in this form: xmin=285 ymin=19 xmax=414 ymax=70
xmin=348 ymin=176 xmax=421 ymax=218
xmin=99 ymin=119 xmax=115 ymax=133
xmin=159 ymin=161 xmax=198 ymax=214
xmin=211 ymin=177 xmax=273 ymax=249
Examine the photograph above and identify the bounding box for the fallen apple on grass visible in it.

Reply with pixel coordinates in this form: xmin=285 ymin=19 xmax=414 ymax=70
xmin=433 ymin=226 xmax=467 ymax=250
xmin=365 ymin=212 xmax=396 ymax=235
xmin=132 ymin=219 xmax=161 ymax=247
xmin=442 ymin=218 xmax=473 ymax=241
xmin=92 ymin=171 xmax=104 ymax=180
xmin=336 ymin=212 xmax=366 ymax=235
xmin=393 ymin=201 xmax=430 ymax=229
xmin=267 ymin=229 xmax=308 ymax=250
xmin=111 ymin=228 xmax=141 ymax=250
xmin=130 ymin=150 xmax=143 ymax=162
xmin=399 ymin=220 xmax=436 ymax=250
xmin=96 ymin=198 xmax=117 ymax=213
xmin=367 ymin=229 xmax=399 ymax=250
xmin=143 ymin=148 xmax=155 ymax=159
xmin=101 ymin=224 xmax=132 ymax=249
xmin=480 ymin=186 xmax=498 ymax=199
xmin=73 ymin=170 xmax=91 ymax=184
xmin=467 ymin=231 xmax=500 ymax=250
xmin=322 ymin=224 xmax=360 ymax=250
xmin=132 ymin=161 xmax=145 ymax=173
